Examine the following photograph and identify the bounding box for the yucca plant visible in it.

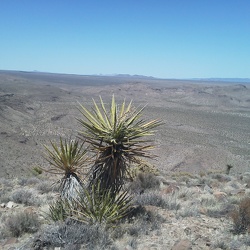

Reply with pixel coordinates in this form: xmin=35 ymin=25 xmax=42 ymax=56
xmin=47 ymin=198 xmax=70 ymax=222
xmin=70 ymin=182 xmax=132 ymax=225
xmin=77 ymin=95 xmax=162 ymax=194
xmin=43 ymin=137 xmax=88 ymax=200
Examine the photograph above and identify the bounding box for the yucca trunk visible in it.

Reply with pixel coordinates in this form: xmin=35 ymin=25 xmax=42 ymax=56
xmin=60 ymin=172 xmax=83 ymax=202
xmin=89 ymin=143 xmax=130 ymax=195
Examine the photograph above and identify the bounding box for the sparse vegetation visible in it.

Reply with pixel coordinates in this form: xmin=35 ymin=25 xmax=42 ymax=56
xmin=5 ymin=211 xmax=40 ymax=237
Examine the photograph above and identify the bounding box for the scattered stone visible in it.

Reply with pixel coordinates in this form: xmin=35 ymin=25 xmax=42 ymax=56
xmin=0 ymin=203 xmax=5 ymax=208
xmin=172 ymin=239 xmax=192 ymax=250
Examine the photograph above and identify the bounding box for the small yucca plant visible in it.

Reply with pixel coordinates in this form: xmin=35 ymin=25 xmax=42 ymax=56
xmin=43 ymin=137 xmax=88 ymax=200
xmin=70 ymin=182 xmax=132 ymax=225
xmin=77 ymin=95 xmax=162 ymax=194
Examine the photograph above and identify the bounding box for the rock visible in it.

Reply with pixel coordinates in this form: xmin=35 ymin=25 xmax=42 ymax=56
xmin=0 ymin=203 xmax=5 ymax=208
xmin=172 ymin=239 xmax=192 ymax=250
xmin=6 ymin=201 xmax=15 ymax=208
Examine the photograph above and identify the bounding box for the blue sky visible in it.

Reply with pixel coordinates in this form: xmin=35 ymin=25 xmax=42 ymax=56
xmin=1 ymin=0 xmax=249 ymax=78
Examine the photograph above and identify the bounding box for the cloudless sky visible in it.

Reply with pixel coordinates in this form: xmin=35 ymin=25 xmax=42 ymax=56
xmin=0 ymin=0 xmax=250 ymax=78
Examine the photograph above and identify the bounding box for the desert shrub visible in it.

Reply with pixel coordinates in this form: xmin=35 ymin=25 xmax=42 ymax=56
xmin=127 ymin=159 xmax=160 ymax=180
xmin=11 ymin=189 xmax=40 ymax=206
xmin=33 ymin=219 xmax=113 ymax=250
xmin=199 ymin=194 xmax=217 ymax=207
xmin=134 ymin=191 xmax=180 ymax=210
xmin=177 ymin=187 xmax=193 ymax=200
xmin=19 ymin=177 xmax=41 ymax=186
xmin=0 ymin=178 xmax=13 ymax=188
xmin=112 ymin=207 xmax=163 ymax=239
xmin=129 ymin=172 xmax=160 ymax=193
xmin=206 ymin=204 xmax=227 ymax=218
xmin=177 ymin=204 xmax=200 ymax=218
xmin=134 ymin=191 xmax=166 ymax=208
xmin=5 ymin=211 xmax=40 ymax=237
xmin=231 ymin=197 xmax=250 ymax=234
xmin=0 ymin=189 xmax=10 ymax=203
xmin=36 ymin=181 xmax=53 ymax=194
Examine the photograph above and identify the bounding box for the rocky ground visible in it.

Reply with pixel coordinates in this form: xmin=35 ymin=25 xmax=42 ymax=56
xmin=1 ymin=170 xmax=250 ymax=249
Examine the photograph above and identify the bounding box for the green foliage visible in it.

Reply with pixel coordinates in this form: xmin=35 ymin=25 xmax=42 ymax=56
xmin=47 ymin=183 xmax=132 ymax=225
xmin=70 ymin=182 xmax=132 ymax=225
xmin=31 ymin=166 xmax=43 ymax=175
xmin=47 ymin=198 xmax=69 ymax=222
xmin=43 ymin=137 xmax=88 ymax=176
xmin=77 ymin=95 xmax=162 ymax=194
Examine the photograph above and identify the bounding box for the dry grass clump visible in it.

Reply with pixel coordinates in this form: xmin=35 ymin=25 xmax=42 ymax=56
xmin=4 ymin=211 xmax=40 ymax=237
xmin=231 ymin=197 xmax=250 ymax=234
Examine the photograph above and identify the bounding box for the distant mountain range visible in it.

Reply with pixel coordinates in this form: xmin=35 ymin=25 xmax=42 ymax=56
xmin=191 ymin=78 xmax=250 ymax=83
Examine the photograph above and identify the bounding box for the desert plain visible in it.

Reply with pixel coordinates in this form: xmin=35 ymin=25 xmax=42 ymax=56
xmin=0 ymin=70 xmax=249 ymax=178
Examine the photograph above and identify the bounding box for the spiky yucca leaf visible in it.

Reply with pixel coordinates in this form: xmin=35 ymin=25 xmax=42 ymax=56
xmin=47 ymin=198 xmax=70 ymax=222
xmin=77 ymin=95 xmax=162 ymax=194
xmin=70 ymin=182 xmax=132 ymax=225
xmin=77 ymin=95 xmax=161 ymax=146
xmin=43 ymin=137 xmax=88 ymax=176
